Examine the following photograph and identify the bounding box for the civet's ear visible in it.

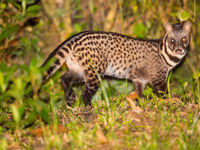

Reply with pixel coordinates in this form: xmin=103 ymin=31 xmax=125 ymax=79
xmin=164 ymin=23 xmax=173 ymax=33
xmin=183 ymin=21 xmax=192 ymax=33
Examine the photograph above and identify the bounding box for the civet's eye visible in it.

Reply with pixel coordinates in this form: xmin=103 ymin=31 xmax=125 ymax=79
xmin=182 ymin=37 xmax=187 ymax=43
xmin=171 ymin=38 xmax=175 ymax=43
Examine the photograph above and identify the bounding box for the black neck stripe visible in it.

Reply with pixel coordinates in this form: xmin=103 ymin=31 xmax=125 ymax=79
xmin=160 ymin=53 xmax=173 ymax=67
xmin=159 ymin=36 xmax=173 ymax=67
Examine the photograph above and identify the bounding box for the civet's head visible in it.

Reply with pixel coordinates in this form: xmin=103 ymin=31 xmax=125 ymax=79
xmin=161 ymin=21 xmax=192 ymax=67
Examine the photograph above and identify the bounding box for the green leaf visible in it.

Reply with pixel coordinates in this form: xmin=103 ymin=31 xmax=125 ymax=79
xmin=11 ymin=105 xmax=20 ymax=124
xmin=178 ymin=10 xmax=190 ymax=21
xmin=20 ymin=37 xmax=30 ymax=47
xmin=26 ymin=0 xmax=37 ymax=5
xmin=0 ymin=3 xmax=6 ymax=10
xmin=20 ymin=64 xmax=30 ymax=73
xmin=74 ymin=23 xmax=86 ymax=32
xmin=26 ymin=5 xmax=41 ymax=12
xmin=193 ymin=72 xmax=200 ymax=80
xmin=22 ymin=0 xmax=26 ymax=15
xmin=23 ymin=110 xmax=36 ymax=127
xmin=0 ymin=25 xmax=19 ymax=42
xmin=30 ymin=57 xmax=38 ymax=69
xmin=0 ymin=139 xmax=7 ymax=150
xmin=89 ymin=0 xmax=96 ymax=14
xmin=0 ymin=63 xmax=8 ymax=72
xmin=0 ymin=71 xmax=6 ymax=93
xmin=15 ymin=78 xmax=22 ymax=90
xmin=7 ymin=0 xmax=21 ymax=10
xmin=33 ymin=100 xmax=50 ymax=123
xmin=18 ymin=104 xmax=25 ymax=120
xmin=133 ymin=23 xmax=147 ymax=38
xmin=26 ymin=5 xmax=41 ymax=16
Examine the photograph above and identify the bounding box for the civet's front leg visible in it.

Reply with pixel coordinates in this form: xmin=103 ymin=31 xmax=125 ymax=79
xmin=132 ymin=80 xmax=146 ymax=97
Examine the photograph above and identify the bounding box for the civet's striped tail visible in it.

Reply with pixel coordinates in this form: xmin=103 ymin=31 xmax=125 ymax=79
xmin=41 ymin=31 xmax=88 ymax=82
xmin=24 ymin=40 xmax=71 ymax=98
xmin=41 ymin=43 xmax=69 ymax=81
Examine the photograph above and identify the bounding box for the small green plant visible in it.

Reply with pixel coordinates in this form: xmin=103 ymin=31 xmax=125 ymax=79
xmin=193 ymin=71 xmax=200 ymax=103
xmin=167 ymin=71 xmax=173 ymax=99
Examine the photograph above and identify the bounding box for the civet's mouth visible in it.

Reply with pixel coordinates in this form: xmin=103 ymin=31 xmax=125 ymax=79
xmin=175 ymin=49 xmax=184 ymax=55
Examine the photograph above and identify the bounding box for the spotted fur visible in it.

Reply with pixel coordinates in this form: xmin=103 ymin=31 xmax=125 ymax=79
xmin=41 ymin=21 xmax=191 ymax=106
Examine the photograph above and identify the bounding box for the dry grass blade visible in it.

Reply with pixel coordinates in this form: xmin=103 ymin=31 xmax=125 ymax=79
xmin=31 ymin=125 xmax=68 ymax=137
xmin=96 ymin=129 xmax=108 ymax=144
xmin=127 ymin=91 xmax=142 ymax=113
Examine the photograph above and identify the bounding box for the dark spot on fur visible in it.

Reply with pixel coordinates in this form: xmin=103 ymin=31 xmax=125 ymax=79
xmin=57 ymin=51 xmax=65 ymax=58
xmin=47 ymin=66 xmax=54 ymax=75
xmin=88 ymin=78 xmax=97 ymax=83
xmin=89 ymin=73 xmax=93 ymax=78
xmin=55 ymin=59 xmax=60 ymax=65
xmin=67 ymin=43 xmax=71 ymax=49
xmin=61 ymin=47 xmax=69 ymax=53
xmin=78 ymin=56 xmax=82 ymax=61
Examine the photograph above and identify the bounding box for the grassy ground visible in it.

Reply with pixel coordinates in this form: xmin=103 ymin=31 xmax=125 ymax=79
xmin=0 ymin=0 xmax=200 ymax=149
xmin=1 ymin=94 xmax=200 ymax=150
xmin=0 ymin=72 xmax=199 ymax=150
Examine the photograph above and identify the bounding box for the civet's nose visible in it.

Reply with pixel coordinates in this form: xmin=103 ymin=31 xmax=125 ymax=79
xmin=175 ymin=49 xmax=184 ymax=55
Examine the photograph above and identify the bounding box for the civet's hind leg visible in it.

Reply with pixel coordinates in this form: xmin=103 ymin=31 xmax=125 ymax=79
xmin=82 ymin=69 xmax=100 ymax=106
xmin=60 ymin=71 xmax=83 ymax=106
